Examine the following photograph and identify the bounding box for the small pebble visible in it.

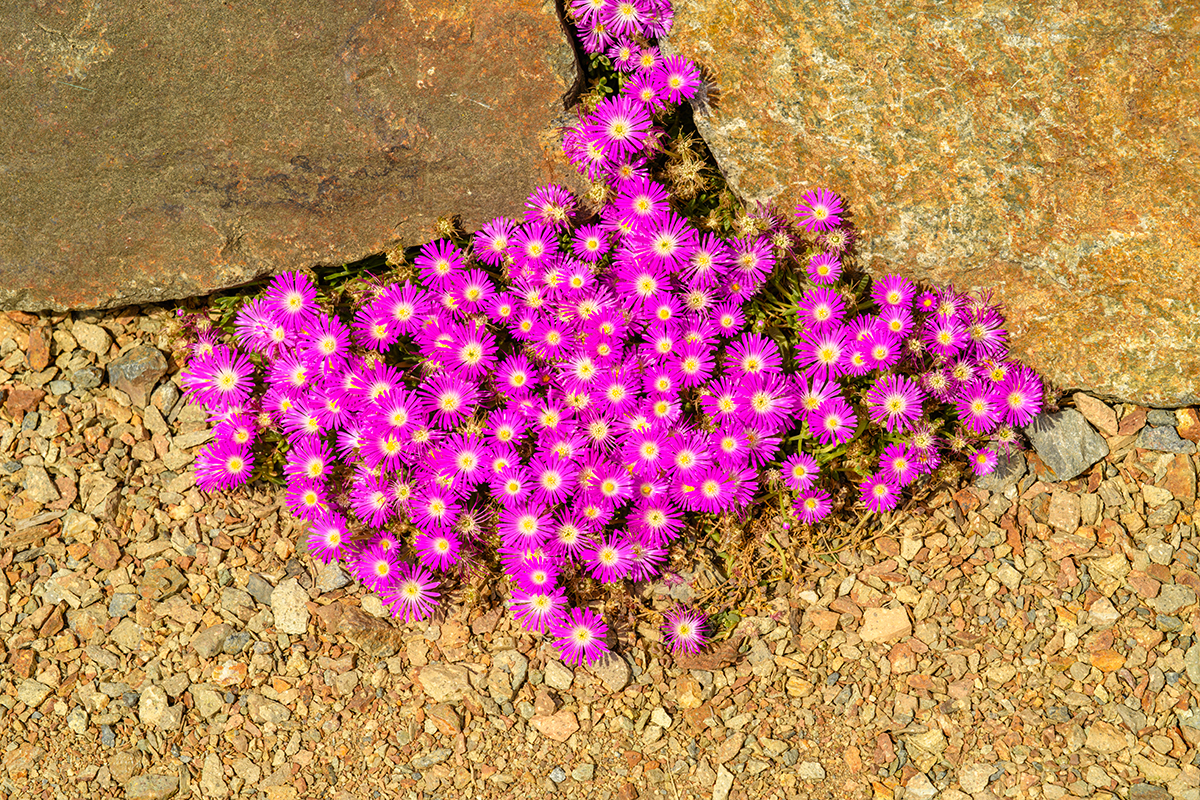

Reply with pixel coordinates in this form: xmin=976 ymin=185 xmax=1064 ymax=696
xmin=101 ymin=726 xmax=115 ymax=747
xmin=549 ymin=766 xmax=567 ymax=783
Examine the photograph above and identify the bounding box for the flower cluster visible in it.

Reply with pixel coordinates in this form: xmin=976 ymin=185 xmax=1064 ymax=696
xmin=563 ymin=0 xmax=701 ymax=185
xmin=789 ymin=272 xmax=1043 ymax=516
xmin=176 ymin=0 xmax=1045 ymax=666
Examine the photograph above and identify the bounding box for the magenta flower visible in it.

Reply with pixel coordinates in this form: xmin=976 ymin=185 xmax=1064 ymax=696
xmin=303 ymin=314 xmax=352 ymax=370
xmin=712 ymin=302 xmax=745 ymax=338
xmin=728 ymin=236 xmax=775 ymax=292
xmin=806 ymin=252 xmax=842 ymax=284
xmin=511 ymin=587 xmax=568 ymax=634
xmin=284 ymin=438 xmax=333 ymax=483
xmin=633 ymin=211 xmax=698 ymax=272
xmin=419 ymin=374 xmax=479 ymax=429
xmin=546 ymin=514 xmax=591 ymax=560
xmin=572 ymin=224 xmax=610 ymax=262
xmin=795 ymin=326 xmax=848 ymax=383
xmin=879 ymin=443 xmax=920 ymax=487
xmin=795 ymin=490 xmax=832 ymax=524
xmin=880 ymin=305 xmax=914 ymax=338
xmin=373 ymin=283 xmax=427 ymax=335
xmin=509 ymin=223 xmax=559 ymax=273
xmin=264 ymin=271 xmax=319 ymax=330
xmin=415 ymin=239 xmax=464 ymax=288
xmin=473 ymin=217 xmax=515 ymax=267
xmin=380 ymin=565 xmax=440 ymax=624
xmin=662 ymin=606 xmax=709 ymax=655
xmin=871 ymin=274 xmax=915 ymax=308
xmin=587 ymin=94 xmax=652 ymax=160
xmin=350 ymin=473 xmax=396 ymax=529
xmin=499 ymin=504 xmax=552 ymax=549
xmin=681 ymin=468 xmax=734 ymax=513
xmin=963 ymin=307 xmax=1008 ymax=360
xmin=970 ymin=448 xmax=999 ymax=476
xmin=865 ymin=374 xmax=926 ymax=433
xmin=631 ymin=500 xmax=683 ymax=547
xmin=812 ymin=398 xmax=858 ymax=446
xmin=183 ymin=345 xmax=257 ymax=411
xmin=614 ymin=177 xmax=670 ymax=232
xmin=782 ymin=452 xmax=820 ymax=492
xmin=655 ymin=55 xmax=701 ymax=104
xmin=726 ymin=333 xmax=781 ymax=377
xmin=284 ymin=479 xmax=327 ymax=522
xmin=794 ymin=188 xmax=845 ymax=233
xmin=550 ymin=607 xmax=610 ymax=666
xmin=859 ymin=473 xmax=901 ymax=513
xmin=514 ymin=556 xmax=560 ymax=595
xmin=584 ymin=536 xmax=635 ymax=583
xmin=353 ymin=542 xmax=401 ymax=593
xmin=999 ymin=364 xmax=1043 ymax=427
xmin=195 ymin=439 xmax=254 ymax=493
xmin=742 ymin=374 xmax=794 ymax=431
xmin=306 ymin=512 xmax=350 ymax=565
xmin=954 ymin=379 xmax=1003 ymax=434
xmin=797 ymin=286 xmax=846 ymax=331
xmin=602 ymin=0 xmax=645 ymax=36
xmin=923 ymin=316 xmax=967 ymax=358
xmin=525 ymin=184 xmax=576 ymax=230
xmin=864 ymin=332 xmax=902 ymax=372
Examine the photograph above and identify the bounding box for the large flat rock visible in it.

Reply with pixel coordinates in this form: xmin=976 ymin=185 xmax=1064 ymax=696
xmin=666 ymin=0 xmax=1199 ymax=407
xmin=0 ymin=0 xmax=582 ymax=311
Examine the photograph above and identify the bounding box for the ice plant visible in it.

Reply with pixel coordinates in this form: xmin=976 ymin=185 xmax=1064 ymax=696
xmin=174 ymin=0 xmax=1049 ymax=670
xmin=662 ymin=605 xmax=709 ymax=655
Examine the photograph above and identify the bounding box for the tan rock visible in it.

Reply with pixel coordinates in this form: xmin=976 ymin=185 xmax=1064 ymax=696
xmin=859 ymin=607 xmax=911 ymax=643
xmin=1073 ymin=393 xmax=1119 ymax=438
xmin=1089 ymin=552 xmax=1131 ymax=597
xmin=1162 ymin=455 xmax=1197 ymax=510
xmin=417 ymin=663 xmax=472 ymax=704
xmin=1047 ymin=492 xmax=1081 ymax=533
xmin=1177 ymin=408 xmax=1200 ymax=443
xmin=1087 ymin=596 xmax=1121 ymax=629
xmin=1091 ymin=649 xmax=1126 ymax=673
xmin=1086 ymin=721 xmax=1128 ymax=754
xmin=530 ymin=711 xmax=579 ymax=743
xmin=212 ymin=660 xmax=247 ymax=688
xmin=888 ymin=642 xmax=917 ymax=674
xmin=665 ymin=0 xmax=1200 ymax=407
xmin=1143 ymin=484 xmax=1175 ymax=507
xmin=808 ymin=609 xmax=841 ymax=631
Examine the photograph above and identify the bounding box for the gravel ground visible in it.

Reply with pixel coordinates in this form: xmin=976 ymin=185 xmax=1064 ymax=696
xmin=1 ymin=306 xmax=1199 ymax=800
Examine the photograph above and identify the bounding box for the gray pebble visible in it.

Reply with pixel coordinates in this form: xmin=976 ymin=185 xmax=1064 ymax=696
xmin=108 ymin=593 xmax=137 ymax=619
xmin=411 ymin=748 xmax=453 ymax=770
xmin=101 ymin=725 xmax=116 ymax=747
xmin=549 ymin=766 xmax=567 ymax=783
xmin=48 ymin=380 xmax=73 ymax=395
xmin=1147 ymin=409 xmax=1178 ymax=426
xmin=825 ymin=672 xmax=840 ymax=686
xmin=246 ymin=574 xmax=274 ymax=606
xmin=71 ymin=365 xmax=105 ymax=390
xmin=1137 ymin=425 xmax=1197 ymax=454
xmin=225 ymin=633 xmax=253 ymax=657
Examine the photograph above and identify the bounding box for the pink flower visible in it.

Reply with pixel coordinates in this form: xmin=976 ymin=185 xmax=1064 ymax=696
xmin=662 ymin=606 xmax=709 ymax=655
xmin=794 ymin=188 xmax=845 ymax=233
xmin=550 ymin=607 xmax=610 ymax=666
